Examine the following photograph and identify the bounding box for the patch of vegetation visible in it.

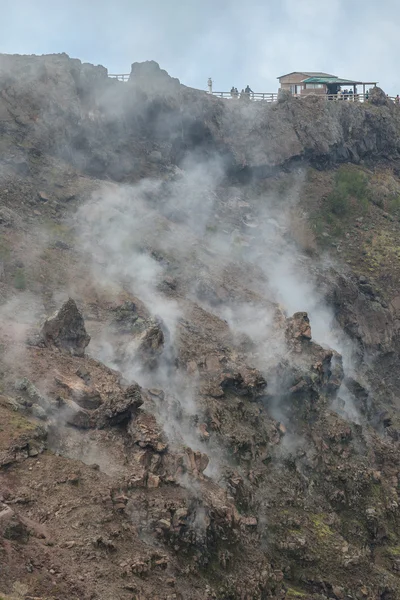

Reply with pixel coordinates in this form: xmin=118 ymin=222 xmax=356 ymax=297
xmin=362 ymin=229 xmax=400 ymax=272
xmin=0 ymin=404 xmax=36 ymax=436
xmin=10 ymin=412 xmax=36 ymax=432
xmin=309 ymin=514 xmax=334 ymax=539
xmin=0 ymin=238 xmax=11 ymax=260
xmin=389 ymin=194 xmax=400 ymax=213
xmin=309 ymin=166 xmax=374 ymax=244
xmin=13 ymin=268 xmax=26 ymax=290
xmin=326 ymin=166 xmax=369 ymax=217
xmin=338 ymin=511 xmax=368 ymax=543
xmin=369 ymin=482 xmax=384 ymax=501
xmin=43 ymin=218 xmax=74 ymax=243
xmin=286 ymin=587 xmax=307 ymax=598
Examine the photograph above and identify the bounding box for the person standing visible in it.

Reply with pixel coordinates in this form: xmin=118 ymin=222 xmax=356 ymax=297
xmin=208 ymin=77 xmax=213 ymax=94
xmin=245 ymin=85 xmax=254 ymax=98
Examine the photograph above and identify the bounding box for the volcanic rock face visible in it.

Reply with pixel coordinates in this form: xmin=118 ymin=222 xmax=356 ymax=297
xmin=41 ymin=298 xmax=90 ymax=356
xmin=1 ymin=53 xmax=400 ymax=180
xmin=1 ymin=53 xmax=400 ymax=600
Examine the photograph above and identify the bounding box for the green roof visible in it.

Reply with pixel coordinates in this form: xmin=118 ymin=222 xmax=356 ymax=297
xmin=302 ymin=76 xmax=362 ymax=85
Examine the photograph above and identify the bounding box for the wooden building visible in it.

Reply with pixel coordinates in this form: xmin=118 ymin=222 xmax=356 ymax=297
xmin=278 ymin=72 xmax=377 ymax=97
xmin=278 ymin=72 xmax=336 ymax=95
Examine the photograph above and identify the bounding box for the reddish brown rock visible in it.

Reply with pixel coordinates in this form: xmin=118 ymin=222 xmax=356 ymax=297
xmin=55 ymin=372 xmax=102 ymax=409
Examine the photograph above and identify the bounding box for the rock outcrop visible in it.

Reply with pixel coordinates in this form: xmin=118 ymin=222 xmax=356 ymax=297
xmin=1 ymin=53 xmax=400 ymax=182
xmin=41 ymin=298 xmax=90 ymax=356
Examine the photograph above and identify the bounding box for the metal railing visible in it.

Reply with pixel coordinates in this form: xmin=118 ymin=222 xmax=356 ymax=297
xmin=106 ymin=79 xmax=399 ymax=105
xmin=211 ymin=91 xmax=278 ymax=102
xmin=210 ymin=91 xmax=399 ymax=103
xmin=109 ymin=73 xmax=130 ymax=81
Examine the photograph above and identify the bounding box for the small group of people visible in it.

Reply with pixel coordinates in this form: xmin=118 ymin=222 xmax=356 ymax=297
xmin=230 ymin=85 xmax=254 ymax=100
xmin=339 ymin=88 xmax=355 ymax=99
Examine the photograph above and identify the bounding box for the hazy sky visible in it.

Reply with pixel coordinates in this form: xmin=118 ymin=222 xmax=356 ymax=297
xmin=1 ymin=0 xmax=398 ymax=94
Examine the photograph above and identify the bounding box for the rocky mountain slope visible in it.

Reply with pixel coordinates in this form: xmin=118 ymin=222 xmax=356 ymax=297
xmin=1 ymin=53 xmax=400 ymax=600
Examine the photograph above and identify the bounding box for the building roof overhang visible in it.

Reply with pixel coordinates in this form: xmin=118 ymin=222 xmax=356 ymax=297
xmin=277 ymin=71 xmax=336 ymax=80
xmin=302 ymin=76 xmax=377 ymax=86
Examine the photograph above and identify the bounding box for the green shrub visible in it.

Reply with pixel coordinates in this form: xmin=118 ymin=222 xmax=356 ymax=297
xmin=389 ymin=194 xmax=400 ymax=213
xmin=326 ymin=166 xmax=369 ymax=216
xmin=326 ymin=188 xmax=350 ymax=215
xmin=336 ymin=167 xmax=368 ymax=199
xmin=13 ymin=268 xmax=26 ymax=290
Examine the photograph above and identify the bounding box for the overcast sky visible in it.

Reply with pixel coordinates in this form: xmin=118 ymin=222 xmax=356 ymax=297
xmin=1 ymin=0 xmax=399 ymax=94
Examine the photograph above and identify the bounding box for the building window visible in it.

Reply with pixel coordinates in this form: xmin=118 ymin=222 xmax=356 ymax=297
xmin=305 ymin=83 xmax=324 ymax=89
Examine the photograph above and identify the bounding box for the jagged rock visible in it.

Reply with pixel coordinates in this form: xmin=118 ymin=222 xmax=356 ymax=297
xmin=184 ymin=447 xmax=209 ymax=477
xmin=137 ymin=321 xmax=165 ymax=368
xmin=147 ymin=473 xmax=161 ymax=488
xmin=31 ymin=405 xmax=47 ymax=420
xmin=3 ymin=516 xmax=29 ymax=542
xmin=37 ymin=190 xmax=50 ymax=202
xmin=163 ymin=447 xmax=209 ymax=482
xmin=75 ymin=366 xmax=91 ymax=385
xmin=369 ymin=86 xmax=391 ymax=107
xmin=283 ymin=312 xmax=344 ymax=399
xmin=219 ymin=367 xmax=266 ymax=398
xmin=128 ymin=410 xmax=168 ymax=452
xmin=286 ymin=311 xmax=312 ymax=350
xmin=129 ymin=60 xmax=181 ymax=94
xmin=0 ymin=503 xmax=14 ymax=532
xmin=54 ymin=372 xmax=102 ymax=409
xmin=325 ymin=273 xmax=394 ymax=352
xmin=15 ymin=377 xmax=53 ymax=415
xmin=95 ymin=383 xmax=143 ymax=428
xmin=58 ymin=396 xmax=91 ymax=429
xmin=202 ymin=356 xmax=266 ymax=399
xmin=172 ymin=507 xmax=188 ymax=528
xmin=41 ymin=298 xmax=90 ymax=357
xmin=112 ymin=301 xmax=141 ymax=332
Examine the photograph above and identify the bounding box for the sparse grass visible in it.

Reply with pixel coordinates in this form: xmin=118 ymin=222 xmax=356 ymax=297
xmin=0 ymin=238 xmax=11 ymax=260
xmin=10 ymin=412 xmax=36 ymax=432
xmin=43 ymin=218 xmax=74 ymax=243
xmin=310 ymin=166 xmax=371 ymax=241
xmin=389 ymin=194 xmax=400 ymax=213
xmin=286 ymin=587 xmax=307 ymax=598
xmin=362 ymin=229 xmax=400 ymax=272
xmin=289 ymin=207 xmax=317 ymax=253
xmin=309 ymin=514 xmax=334 ymax=539
xmin=13 ymin=267 xmax=26 ymax=290
xmin=386 ymin=545 xmax=400 ymax=557
xmin=370 ymin=482 xmax=384 ymax=500
xmin=0 ymin=581 xmax=29 ymax=600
